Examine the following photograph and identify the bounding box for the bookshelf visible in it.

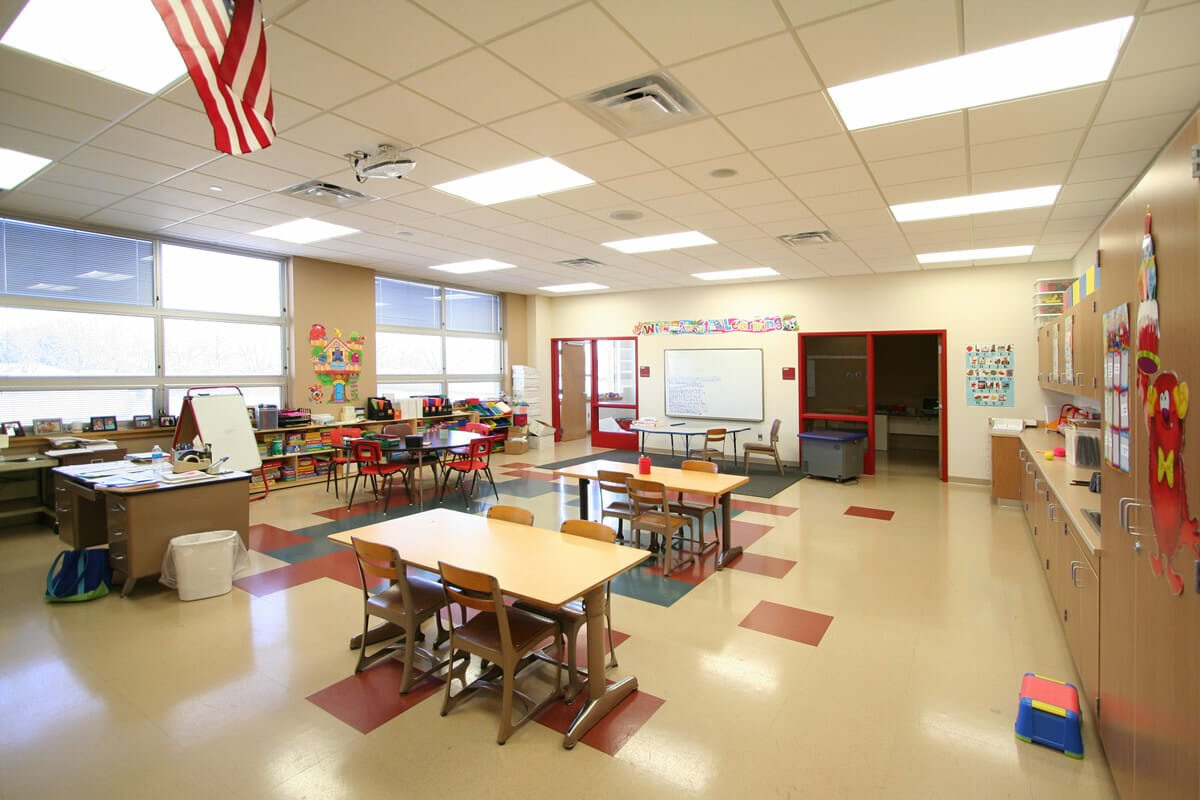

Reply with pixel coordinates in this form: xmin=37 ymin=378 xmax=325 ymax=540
xmin=467 ymin=401 xmax=514 ymax=451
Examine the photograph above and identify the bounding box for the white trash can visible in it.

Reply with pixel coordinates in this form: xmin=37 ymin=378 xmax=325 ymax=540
xmin=160 ymin=530 xmax=244 ymax=601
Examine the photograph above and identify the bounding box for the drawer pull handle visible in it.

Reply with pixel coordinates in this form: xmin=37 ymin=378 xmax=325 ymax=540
xmin=1070 ymin=561 xmax=1082 ymax=588
xmin=1047 ymin=503 xmax=1057 ymax=523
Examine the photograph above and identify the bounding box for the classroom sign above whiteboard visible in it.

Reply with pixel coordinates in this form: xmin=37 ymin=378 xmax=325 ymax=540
xmin=634 ymin=314 xmax=797 ymax=335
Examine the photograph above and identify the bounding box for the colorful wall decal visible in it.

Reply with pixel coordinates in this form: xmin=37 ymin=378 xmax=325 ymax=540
xmin=633 ymin=315 xmax=798 ymax=335
xmin=310 ymin=323 xmax=364 ymax=404
xmin=964 ymin=344 xmax=1014 ymax=407
xmin=1103 ymin=303 xmax=1131 ymax=473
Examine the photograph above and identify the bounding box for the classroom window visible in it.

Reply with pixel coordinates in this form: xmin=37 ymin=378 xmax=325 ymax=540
xmin=377 ymin=332 xmax=443 ymax=375
xmin=445 ymin=337 xmax=501 ymax=375
xmin=375 ymin=277 xmax=440 ymax=328
xmin=377 ymin=382 xmax=444 ymax=400
xmin=0 ymin=307 xmax=155 ymax=376
xmin=162 ymin=319 xmax=284 ymax=376
xmin=445 ymin=288 xmax=501 ymax=333
xmin=160 ymin=244 xmax=282 ymax=316
xmin=447 ymin=381 xmax=501 ymax=402
xmin=166 ymin=386 xmax=283 ymax=416
xmin=0 ymin=389 xmax=154 ymax=425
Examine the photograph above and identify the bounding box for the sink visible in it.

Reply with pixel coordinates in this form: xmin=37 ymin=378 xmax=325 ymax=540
xmin=1082 ymin=508 xmax=1101 ymax=533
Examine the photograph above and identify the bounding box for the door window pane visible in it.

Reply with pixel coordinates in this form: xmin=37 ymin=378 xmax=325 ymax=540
xmin=163 ymin=319 xmax=283 ymax=376
xmin=596 ymin=339 xmax=636 ymax=403
xmin=377 ymin=332 xmax=443 ymax=374
xmin=376 ymin=278 xmax=441 ymax=328
xmin=445 ymin=288 xmax=500 ymax=333
xmin=0 ymin=307 xmax=155 ymax=376
xmin=161 ymin=244 xmax=282 ymax=316
xmin=0 ymin=388 xmax=153 ymax=425
xmin=445 ymin=337 xmax=500 ymax=375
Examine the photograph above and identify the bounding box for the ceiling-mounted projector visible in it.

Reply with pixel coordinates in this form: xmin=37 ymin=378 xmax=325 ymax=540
xmin=347 ymin=144 xmax=416 ymax=182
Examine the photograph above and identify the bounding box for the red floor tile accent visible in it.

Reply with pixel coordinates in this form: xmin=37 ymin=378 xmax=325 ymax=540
xmin=500 ymin=468 xmax=564 ymax=483
xmin=248 ymin=523 xmax=309 ymax=553
xmin=234 ymin=550 xmax=361 ymax=596
xmin=844 ymin=505 xmax=895 ymax=521
xmin=730 ymin=520 xmax=772 ymax=549
xmin=501 ymin=461 xmax=537 ymax=468
xmin=534 ymin=684 xmax=664 ymax=755
xmin=307 ymin=661 xmax=443 ymax=734
xmin=641 ymin=548 xmax=719 ymax=585
xmin=732 ymin=499 xmax=798 ymax=516
xmin=728 ymin=552 xmax=796 ymax=579
xmin=739 ymin=600 xmax=833 ymax=646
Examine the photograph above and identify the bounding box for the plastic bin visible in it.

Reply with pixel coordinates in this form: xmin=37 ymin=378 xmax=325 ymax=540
xmin=161 ymin=530 xmax=244 ymax=601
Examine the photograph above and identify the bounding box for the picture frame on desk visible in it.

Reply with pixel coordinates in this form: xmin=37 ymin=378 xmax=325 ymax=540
xmin=90 ymin=416 xmax=117 ymax=433
xmin=2 ymin=420 xmax=25 ymax=437
xmin=132 ymin=415 xmax=154 ymax=429
xmin=32 ymin=418 xmax=63 ymax=435
xmin=247 ymin=406 xmax=257 ymax=428
xmin=159 ymin=415 xmax=177 ymax=428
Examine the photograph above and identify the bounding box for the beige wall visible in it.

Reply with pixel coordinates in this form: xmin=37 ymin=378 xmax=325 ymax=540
xmin=288 ymin=257 xmax=376 ymax=414
xmin=538 ymin=261 xmax=1073 ymax=481
xmin=502 ymin=292 xmax=528 ymax=393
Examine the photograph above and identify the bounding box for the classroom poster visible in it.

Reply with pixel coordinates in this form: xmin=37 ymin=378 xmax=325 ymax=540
xmin=1103 ymin=303 xmax=1131 ymax=473
xmin=965 ymin=344 xmax=1014 ymax=407
xmin=633 ymin=314 xmax=798 ymax=335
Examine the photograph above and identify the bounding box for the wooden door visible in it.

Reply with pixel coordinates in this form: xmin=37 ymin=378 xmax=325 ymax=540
xmin=559 ymin=342 xmax=588 ymax=442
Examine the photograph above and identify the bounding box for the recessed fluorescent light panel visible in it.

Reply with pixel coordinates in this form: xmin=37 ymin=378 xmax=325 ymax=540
xmin=693 ymin=267 xmax=779 ymax=281
xmin=429 ymin=259 xmax=516 ymax=275
xmin=829 ymin=17 xmax=1133 ymax=130
xmin=539 ymin=282 xmax=608 ymax=293
xmin=603 ymin=231 xmax=717 ymax=254
xmin=917 ymin=245 xmax=1034 ymax=264
xmin=253 ymin=218 xmax=359 ymax=244
xmin=1 ymin=0 xmax=187 ymax=94
xmin=0 ymin=148 xmax=51 ymax=189
xmin=892 ymin=186 xmax=1061 ymax=222
xmin=433 ymin=158 xmax=594 ymax=205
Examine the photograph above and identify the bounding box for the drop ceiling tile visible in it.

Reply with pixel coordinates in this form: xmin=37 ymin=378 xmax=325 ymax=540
xmin=1043 ymin=215 xmax=1105 ymax=235
xmin=0 ymin=91 xmax=109 ymax=142
xmin=13 ymin=177 xmax=124 ymax=208
xmin=120 ymin=99 xmax=219 ymax=148
xmin=404 ymin=49 xmax=555 ymax=124
xmin=670 ymin=34 xmax=819 ymax=115
xmin=281 ymin=114 xmax=396 ymax=161
xmin=557 ymin=141 xmax=663 ymax=181
xmin=1039 ymin=229 xmax=1091 ymax=246
xmin=674 ymin=153 xmax=774 ymax=190
xmin=490 ymin=4 xmax=656 ymax=97
xmin=962 ymin=0 xmax=1140 ymax=52
xmin=0 ymin=123 xmax=75 ymax=159
xmin=782 ymin=163 xmax=875 ymax=199
xmin=84 ymin=208 xmax=178 ymax=231
xmin=598 ymin=0 xmax=786 ymax=65
xmin=818 ymin=260 xmax=873 ymax=277
xmin=1058 ymin=177 xmax=1134 ymax=204
xmin=970 ymin=162 xmax=1070 ymax=193
xmin=1033 ymin=243 xmax=1084 ymax=260
xmin=643 ymin=192 xmax=724 ymax=217
xmin=0 ymin=48 xmax=146 ymax=121
xmin=853 ymin=113 xmax=965 ymax=161
xmin=164 ymin=172 xmax=265 ymax=203
xmin=606 ymin=169 xmax=696 ymax=201
xmin=134 ymin=185 xmax=230 ymax=214
xmin=108 ymin=197 xmax=203 ymax=223
xmin=422 ymin=127 xmax=536 ymax=171
xmin=448 ymin=207 xmax=525 ymax=230
xmin=1080 ymin=112 xmax=1188 ymax=158
xmin=1094 ymin=64 xmax=1200 ymax=124
xmin=241 ymin=139 xmax=347 ymax=179
xmin=490 ymin=103 xmax=615 ymax=156
xmin=779 ymin=0 xmax=879 ymax=27
xmin=900 ymin=218 xmax=972 ymax=237
xmin=738 ymin=199 xmax=815 ymax=225
xmin=880 ymin=176 xmax=969 ymax=205
xmin=1051 ymin=199 xmax=1116 ymax=220
xmin=971 ymin=207 xmax=1053 ymax=228
xmin=266 ymin=28 xmax=390 ymax=109
xmin=413 ymin=0 xmax=576 ymax=41
xmin=40 ymin=163 xmax=154 ymax=196
xmin=1115 ymin=2 xmax=1200 ymax=79
xmin=628 ymin=119 xmax=744 ymax=167
xmin=62 ymin=146 xmax=182 ymax=184
xmin=871 ymin=148 xmax=966 ymax=187
xmin=756 ymin=133 xmax=860 ymax=177
xmin=0 ymin=192 xmax=99 ymax=220
xmin=271 ymin=92 xmax=325 ymax=134
xmin=819 ymin=207 xmax=895 ymax=232
xmin=866 ymin=257 xmax=920 ymax=273
xmin=719 ymin=93 xmax=844 ymax=150
xmin=707 ymin=179 xmax=794 ymax=209
xmin=277 ymin=0 xmax=471 ymax=79
xmin=755 ymin=216 xmax=825 ymax=237
xmin=1068 ymin=149 xmax=1156 ymax=183
xmin=197 ymin=157 xmax=307 ymax=192
xmin=970 ymin=223 xmax=1046 ymax=243
xmin=89 ymin=125 xmax=218 ymax=170
xmin=798 ymin=0 xmax=959 ymax=86
xmin=804 ymin=188 xmax=885 ymax=216
xmin=158 ymin=221 xmax=242 ymax=243
xmin=970 ymin=129 xmax=1084 ymax=173
xmin=394 ymin=187 xmax=486 ymax=216
xmin=546 ymin=184 xmax=629 ymax=212
xmin=675 ymin=210 xmax=754 ymax=232
xmin=968 ymin=86 xmax=1105 ymax=145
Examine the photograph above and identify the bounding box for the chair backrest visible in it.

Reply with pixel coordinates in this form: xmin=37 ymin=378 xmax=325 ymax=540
xmin=382 ymin=422 xmax=413 ymax=437
xmin=705 ymin=428 xmax=726 ymax=444
xmin=626 ymin=476 xmax=672 ymax=516
xmin=351 ymin=439 xmax=383 ymax=464
xmin=681 ymin=459 xmax=717 ymax=474
xmin=438 ymin=561 xmax=516 ymax=651
xmin=487 ymin=505 xmax=534 ymax=525
xmin=597 ymin=469 xmax=633 ymax=497
xmin=768 ymin=418 xmax=782 ymax=444
xmin=468 ymin=436 xmax=493 ymax=462
xmin=330 ymin=427 xmax=362 ymax=446
xmin=463 ymin=422 xmax=491 ymax=435
xmin=351 ymin=537 xmax=414 ymax=604
xmin=560 ymin=519 xmax=616 ymax=543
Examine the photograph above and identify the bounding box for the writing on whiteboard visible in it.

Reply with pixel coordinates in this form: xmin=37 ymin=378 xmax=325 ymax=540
xmin=666 ymin=377 xmax=719 ymax=416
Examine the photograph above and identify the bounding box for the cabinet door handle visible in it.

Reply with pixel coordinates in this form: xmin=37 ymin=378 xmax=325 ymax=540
xmin=1047 ymin=503 xmax=1057 ymax=522
xmin=1025 ymin=462 xmax=1033 ymax=474
xmin=1070 ymin=561 xmax=1082 ymax=588
xmin=1120 ymin=498 xmax=1150 ymax=536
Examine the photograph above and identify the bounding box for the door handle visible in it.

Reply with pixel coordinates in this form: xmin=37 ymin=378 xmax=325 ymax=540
xmin=1120 ymin=498 xmax=1150 ymax=536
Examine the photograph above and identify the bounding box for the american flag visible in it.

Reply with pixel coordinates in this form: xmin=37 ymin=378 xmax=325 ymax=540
xmin=152 ymin=0 xmax=276 ymax=155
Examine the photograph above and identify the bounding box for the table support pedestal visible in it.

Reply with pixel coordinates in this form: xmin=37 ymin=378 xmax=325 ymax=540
xmin=564 ymin=585 xmax=637 ymax=749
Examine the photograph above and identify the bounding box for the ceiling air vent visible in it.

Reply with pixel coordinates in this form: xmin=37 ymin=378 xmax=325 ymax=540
xmin=557 ymin=257 xmax=605 ymax=268
xmin=280 ymin=180 xmax=376 ymax=210
xmin=778 ymin=230 xmax=837 ymax=246
xmin=572 ymin=72 xmax=706 ymax=136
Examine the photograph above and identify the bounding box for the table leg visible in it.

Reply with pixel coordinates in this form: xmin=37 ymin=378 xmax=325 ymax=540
xmin=415 ymin=452 xmax=424 ymax=511
xmin=564 ymin=585 xmax=637 ymax=749
xmin=716 ymin=491 xmax=742 ymax=569
xmin=578 ymin=478 xmax=590 ymax=520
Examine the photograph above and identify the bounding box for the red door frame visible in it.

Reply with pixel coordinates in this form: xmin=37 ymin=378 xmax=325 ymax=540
xmin=550 ymin=336 xmax=639 ymax=450
xmin=798 ymin=330 xmax=947 ymax=481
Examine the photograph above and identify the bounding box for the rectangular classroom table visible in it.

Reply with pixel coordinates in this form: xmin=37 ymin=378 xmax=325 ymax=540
xmin=553 ymin=459 xmax=750 ymax=570
xmin=329 ymin=507 xmax=649 ymax=749
xmin=628 ymin=423 xmax=751 ymax=461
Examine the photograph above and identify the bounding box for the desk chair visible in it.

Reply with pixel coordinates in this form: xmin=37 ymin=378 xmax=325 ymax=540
xmin=626 ymin=477 xmax=694 ymax=577
xmin=743 ymin=418 xmax=784 ymax=475
xmin=514 ymin=520 xmax=619 ymax=702
xmin=439 ymin=436 xmax=499 ymax=508
xmin=323 ymin=426 xmax=361 ymax=499
xmin=596 ymin=469 xmax=635 ymax=542
xmin=438 ymin=561 xmax=563 ymax=744
xmin=350 ymin=537 xmax=453 ymax=693
xmin=698 ymin=428 xmax=728 ymax=466
xmin=347 ymin=439 xmax=412 ymax=513
xmin=676 ymin=459 xmax=720 ymax=554
xmin=486 ymin=505 xmax=533 ymax=526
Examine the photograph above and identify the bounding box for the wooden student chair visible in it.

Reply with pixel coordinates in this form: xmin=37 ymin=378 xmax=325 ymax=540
xmin=676 ymin=459 xmax=720 ymax=554
xmin=626 ymin=476 xmax=694 ymax=577
xmin=437 ymin=561 xmax=564 ymax=744
xmin=743 ymin=418 xmax=784 ymax=475
xmin=596 ymin=469 xmax=636 ymax=543
xmin=486 ymin=504 xmax=533 ymax=526
xmin=323 ymin=426 xmax=362 ymax=498
xmin=698 ymin=428 xmax=728 ymax=466
xmin=347 ymin=439 xmax=412 ymax=513
xmin=350 ymin=537 xmax=453 ymax=694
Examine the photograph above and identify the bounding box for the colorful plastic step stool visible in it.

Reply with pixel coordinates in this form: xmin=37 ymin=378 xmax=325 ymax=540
xmin=1015 ymin=673 xmax=1083 ymax=758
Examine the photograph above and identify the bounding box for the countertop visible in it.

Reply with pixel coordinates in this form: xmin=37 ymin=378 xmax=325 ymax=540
xmin=1018 ymin=427 xmax=1102 ymax=559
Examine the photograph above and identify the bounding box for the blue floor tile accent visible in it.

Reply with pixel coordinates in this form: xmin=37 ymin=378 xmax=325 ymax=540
xmin=267 ymin=534 xmax=348 ymax=564
xmin=611 ymin=563 xmax=696 ymax=607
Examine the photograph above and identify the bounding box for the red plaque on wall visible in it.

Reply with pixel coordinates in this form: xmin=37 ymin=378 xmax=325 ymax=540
xmin=782 ymin=367 xmax=796 ymax=381
xmin=639 ymin=366 xmax=650 ymax=378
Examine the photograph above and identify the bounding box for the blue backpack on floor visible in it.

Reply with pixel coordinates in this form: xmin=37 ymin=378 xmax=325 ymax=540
xmin=45 ymin=549 xmax=111 ymax=603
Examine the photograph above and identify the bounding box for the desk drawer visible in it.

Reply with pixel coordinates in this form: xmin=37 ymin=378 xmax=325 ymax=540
xmin=108 ymin=541 xmax=129 ymax=574
xmin=106 ymin=496 xmax=128 ymax=534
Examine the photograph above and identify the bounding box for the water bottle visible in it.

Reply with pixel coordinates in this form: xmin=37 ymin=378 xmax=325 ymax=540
xmin=151 ymin=444 xmax=166 ymax=475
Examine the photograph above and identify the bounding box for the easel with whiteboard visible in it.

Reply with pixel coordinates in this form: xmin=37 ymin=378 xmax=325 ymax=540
xmin=173 ymin=387 xmax=265 ymax=499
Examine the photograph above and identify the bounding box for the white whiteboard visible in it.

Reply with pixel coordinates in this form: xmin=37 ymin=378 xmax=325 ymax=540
xmin=185 ymin=394 xmax=262 ymax=472
xmin=664 ymin=349 xmax=764 ymax=422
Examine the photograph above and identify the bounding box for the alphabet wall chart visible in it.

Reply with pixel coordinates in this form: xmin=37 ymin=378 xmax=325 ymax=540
xmin=965 ymin=344 xmax=1014 ymax=407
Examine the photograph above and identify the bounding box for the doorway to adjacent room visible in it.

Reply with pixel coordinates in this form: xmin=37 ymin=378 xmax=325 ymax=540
xmin=550 ymin=337 xmax=639 ymax=451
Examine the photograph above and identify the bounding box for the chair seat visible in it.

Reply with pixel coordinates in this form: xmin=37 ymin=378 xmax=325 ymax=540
xmin=603 ymin=499 xmax=634 ymax=515
xmin=360 ymin=462 xmax=409 ymax=477
xmin=445 ymin=457 xmax=487 ymax=471
xmin=743 ymin=442 xmax=776 ymax=453
xmin=631 ymin=510 xmax=691 ymax=533
xmin=453 ymin=607 xmax=559 ymax=654
xmin=367 ymin=574 xmax=445 ymax=619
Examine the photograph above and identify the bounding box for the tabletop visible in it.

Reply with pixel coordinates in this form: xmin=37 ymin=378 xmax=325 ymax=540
xmin=629 ymin=423 xmax=751 ymax=436
xmin=553 ymin=458 xmax=750 ymax=496
xmin=329 ymin=507 xmax=650 ymax=608
xmin=346 ymin=428 xmax=482 ymax=455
